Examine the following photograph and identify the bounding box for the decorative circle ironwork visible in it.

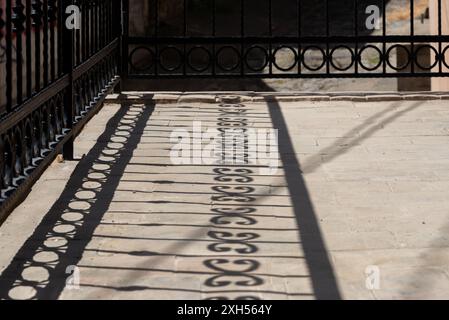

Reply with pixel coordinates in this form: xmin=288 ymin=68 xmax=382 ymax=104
xmin=414 ymin=45 xmax=439 ymax=70
xmin=302 ymin=46 xmax=326 ymax=71
xmin=129 ymin=46 xmax=155 ymax=72
xmin=272 ymin=45 xmax=298 ymax=72
xmin=386 ymin=44 xmax=411 ymax=71
xmin=159 ymin=46 xmax=183 ymax=72
xmin=358 ymin=45 xmax=383 ymax=71
xmin=187 ymin=46 xmax=212 ymax=73
xmin=442 ymin=45 xmax=449 ymax=69
xmin=244 ymin=45 xmax=269 ymax=72
xmin=330 ymin=45 xmax=355 ymax=71
xmin=216 ymin=46 xmax=241 ymax=72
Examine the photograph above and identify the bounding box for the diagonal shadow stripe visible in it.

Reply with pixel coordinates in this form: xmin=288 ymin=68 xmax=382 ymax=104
xmin=265 ymin=97 xmax=341 ymax=300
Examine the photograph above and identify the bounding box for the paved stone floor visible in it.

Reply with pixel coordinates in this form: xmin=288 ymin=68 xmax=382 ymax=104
xmin=1 ymin=94 xmax=449 ymax=300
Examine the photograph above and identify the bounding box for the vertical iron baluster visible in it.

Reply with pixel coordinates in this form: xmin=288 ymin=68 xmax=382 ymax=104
xmin=92 ymin=0 xmax=99 ymax=53
xmin=382 ymin=0 xmax=387 ymax=74
xmin=105 ymin=0 xmax=109 ymax=45
xmin=42 ymin=0 xmax=48 ymax=86
xmin=105 ymin=0 xmax=109 ymax=43
xmin=89 ymin=0 xmax=93 ymax=54
xmin=182 ymin=0 xmax=187 ymax=76
xmin=6 ymin=0 xmax=13 ymax=111
xmin=107 ymin=0 xmax=110 ymax=43
xmin=86 ymin=0 xmax=90 ymax=57
xmin=119 ymin=0 xmax=128 ymax=89
xmin=0 ymin=6 xmax=5 ymax=109
xmin=297 ymin=0 xmax=301 ymax=75
xmin=102 ymin=0 xmax=106 ymax=45
xmin=103 ymin=0 xmax=106 ymax=47
xmin=325 ymin=0 xmax=330 ymax=75
xmin=91 ymin=0 xmax=95 ymax=53
xmin=74 ymin=0 xmax=80 ymax=65
xmin=13 ymin=0 xmax=26 ymax=105
xmin=99 ymin=0 xmax=102 ymax=49
xmin=31 ymin=0 xmax=42 ymax=91
xmin=154 ymin=0 xmax=158 ymax=76
xmin=0 ymin=5 xmax=4 ymax=114
xmin=211 ymin=0 xmax=216 ymax=76
xmin=61 ymin=0 xmax=74 ymax=159
xmin=79 ymin=0 xmax=82 ymax=62
xmin=100 ymin=0 xmax=107 ymax=48
xmin=48 ymin=0 xmax=56 ymax=81
xmin=82 ymin=0 xmax=86 ymax=61
xmin=57 ymin=0 xmax=62 ymax=74
xmin=25 ymin=0 xmax=32 ymax=97
xmin=410 ymin=0 xmax=414 ymax=74
xmin=94 ymin=0 xmax=98 ymax=52
xmin=268 ymin=0 xmax=272 ymax=76
xmin=98 ymin=0 xmax=101 ymax=49
xmin=0 ymin=5 xmax=3 ymax=110
xmin=438 ymin=0 xmax=442 ymax=73
xmin=354 ymin=0 xmax=358 ymax=75
xmin=111 ymin=0 xmax=114 ymax=42
xmin=240 ymin=0 xmax=244 ymax=76
xmin=89 ymin=0 xmax=93 ymax=55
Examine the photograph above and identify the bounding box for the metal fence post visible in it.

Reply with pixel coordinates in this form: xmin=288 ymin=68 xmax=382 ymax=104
xmin=116 ymin=0 xmax=128 ymax=92
xmin=61 ymin=0 xmax=75 ymax=160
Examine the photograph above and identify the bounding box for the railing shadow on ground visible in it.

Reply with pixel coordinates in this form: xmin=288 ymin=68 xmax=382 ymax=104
xmin=0 ymin=102 xmax=155 ymax=300
xmin=0 ymin=93 xmax=426 ymax=300
xmin=0 ymin=93 xmax=323 ymax=300
xmin=0 ymin=96 xmax=310 ymax=300
xmin=67 ymin=97 xmax=310 ymax=300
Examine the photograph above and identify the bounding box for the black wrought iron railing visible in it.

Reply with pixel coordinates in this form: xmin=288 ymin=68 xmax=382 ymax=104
xmin=0 ymin=0 xmax=448 ymax=222
xmin=0 ymin=0 xmax=122 ymax=221
xmin=126 ymin=0 xmax=449 ymax=79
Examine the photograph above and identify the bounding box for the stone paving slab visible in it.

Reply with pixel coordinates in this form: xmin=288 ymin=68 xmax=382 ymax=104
xmin=1 ymin=95 xmax=449 ymax=300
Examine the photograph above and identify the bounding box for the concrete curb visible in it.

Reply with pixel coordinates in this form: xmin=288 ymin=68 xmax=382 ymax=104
xmin=105 ymin=91 xmax=449 ymax=104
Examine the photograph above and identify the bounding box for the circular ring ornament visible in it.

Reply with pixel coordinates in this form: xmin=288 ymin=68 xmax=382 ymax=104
xmin=358 ymin=45 xmax=383 ymax=71
xmin=414 ymin=45 xmax=439 ymax=70
xmin=129 ymin=46 xmax=155 ymax=72
xmin=386 ymin=44 xmax=411 ymax=71
xmin=272 ymin=45 xmax=298 ymax=72
xmin=187 ymin=46 xmax=212 ymax=73
xmin=216 ymin=46 xmax=241 ymax=72
xmin=302 ymin=46 xmax=326 ymax=71
xmin=442 ymin=45 xmax=449 ymax=69
xmin=330 ymin=45 xmax=355 ymax=71
xmin=244 ymin=45 xmax=269 ymax=72
xmin=159 ymin=46 xmax=183 ymax=72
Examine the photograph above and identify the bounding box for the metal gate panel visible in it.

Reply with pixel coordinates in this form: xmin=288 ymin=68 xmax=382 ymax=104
xmin=124 ymin=0 xmax=449 ymax=79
